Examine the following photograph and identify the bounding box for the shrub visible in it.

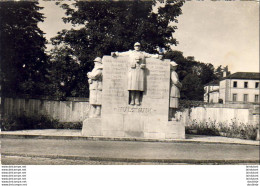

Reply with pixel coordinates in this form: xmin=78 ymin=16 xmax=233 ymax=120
xmin=1 ymin=114 xmax=83 ymax=131
xmin=54 ymin=122 xmax=82 ymax=130
xmin=185 ymin=120 xmax=219 ymax=136
xmin=1 ymin=115 xmax=23 ymax=131
xmin=1 ymin=114 xmax=59 ymax=131
xmin=186 ymin=119 xmax=258 ymax=140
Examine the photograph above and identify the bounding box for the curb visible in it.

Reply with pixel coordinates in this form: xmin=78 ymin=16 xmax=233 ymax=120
xmin=2 ymin=153 xmax=259 ymax=165
xmin=1 ymin=133 xmax=259 ymax=146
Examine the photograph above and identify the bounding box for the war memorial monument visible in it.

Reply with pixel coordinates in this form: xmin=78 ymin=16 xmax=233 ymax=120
xmin=82 ymin=42 xmax=185 ymax=140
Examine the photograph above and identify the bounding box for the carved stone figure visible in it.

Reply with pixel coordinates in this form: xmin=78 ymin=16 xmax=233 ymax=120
xmin=169 ymin=61 xmax=182 ymax=120
xmin=112 ymin=42 xmax=161 ymax=106
xmin=87 ymin=57 xmax=103 ymax=118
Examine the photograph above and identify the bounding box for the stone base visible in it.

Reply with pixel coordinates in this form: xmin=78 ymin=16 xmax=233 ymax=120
xmin=165 ymin=120 xmax=185 ymax=139
xmin=82 ymin=118 xmax=102 ymax=136
xmin=82 ymin=117 xmax=185 ymax=140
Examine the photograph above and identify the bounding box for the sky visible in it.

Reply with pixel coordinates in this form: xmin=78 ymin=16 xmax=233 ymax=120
xmin=38 ymin=0 xmax=259 ymax=73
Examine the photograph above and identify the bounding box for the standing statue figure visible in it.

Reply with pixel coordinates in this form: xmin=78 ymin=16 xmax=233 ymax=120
xmin=87 ymin=57 xmax=103 ymax=118
xmin=169 ymin=61 xmax=182 ymax=120
xmin=112 ymin=42 xmax=161 ymax=106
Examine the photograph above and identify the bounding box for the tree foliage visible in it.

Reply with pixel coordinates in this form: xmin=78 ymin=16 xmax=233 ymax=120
xmin=45 ymin=46 xmax=86 ymax=99
xmin=164 ymin=50 xmax=218 ymax=100
xmin=214 ymin=65 xmax=230 ymax=79
xmin=50 ymin=0 xmax=184 ymax=97
xmin=0 ymin=1 xmax=47 ymax=97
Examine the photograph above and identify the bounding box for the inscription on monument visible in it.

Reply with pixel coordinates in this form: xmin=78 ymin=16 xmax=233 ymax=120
xmin=102 ymin=57 xmax=128 ymax=105
xmin=145 ymin=59 xmax=170 ymax=99
xmin=114 ymin=107 xmax=155 ymax=114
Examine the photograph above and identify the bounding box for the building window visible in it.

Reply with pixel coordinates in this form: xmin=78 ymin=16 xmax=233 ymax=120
xmin=233 ymin=94 xmax=237 ymax=102
xmin=233 ymin=81 xmax=237 ymax=88
xmin=255 ymin=95 xmax=259 ymax=103
xmin=244 ymin=82 xmax=248 ymax=88
xmin=256 ymin=82 xmax=259 ymax=88
xmin=243 ymin=94 xmax=248 ymax=102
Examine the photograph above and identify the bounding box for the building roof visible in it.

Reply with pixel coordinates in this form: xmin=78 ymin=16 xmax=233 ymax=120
xmin=225 ymin=72 xmax=260 ymax=80
xmin=209 ymin=89 xmax=219 ymax=93
xmin=204 ymin=80 xmax=220 ymax=86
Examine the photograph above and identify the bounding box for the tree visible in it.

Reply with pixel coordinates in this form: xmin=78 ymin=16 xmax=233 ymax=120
xmin=163 ymin=50 xmax=217 ymax=100
xmin=214 ymin=65 xmax=230 ymax=79
xmin=181 ymin=73 xmax=204 ymax=100
xmin=163 ymin=50 xmax=197 ymax=81
xmin=197 ymin=63 xmax=216 ymax=85
xmin=45 ymin=46 xmax=84 ymax=99
xmin=0 ymin=1 xmax=47 ymax=97
xmin=50 ymin=0 xmax=184 ymax=97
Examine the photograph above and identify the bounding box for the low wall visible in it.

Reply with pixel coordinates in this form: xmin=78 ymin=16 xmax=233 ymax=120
xmin=3 ymin=97 xmax=259 ymax=126
xmin=2 ymin=97 xmax=90 ymax=122
xmin=179 ymin=104 xmax=259 ymax=126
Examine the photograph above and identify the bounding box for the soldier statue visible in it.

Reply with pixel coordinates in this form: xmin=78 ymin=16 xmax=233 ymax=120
xmin=169 ymin=61 xmax=182 ymax=120
xmin=87 ymin=57 xmax=103 ymax=117
xmin=112 ymin=42 xmax=161 ymax=106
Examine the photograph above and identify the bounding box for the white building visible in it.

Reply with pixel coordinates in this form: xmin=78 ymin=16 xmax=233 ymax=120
xmin=219 ymin=72 xmax=259 ymax=104
xmin=204 ymin=72 xmax=260 ymax=104
xmin=204 ymin=80 xmax=220 ymax=103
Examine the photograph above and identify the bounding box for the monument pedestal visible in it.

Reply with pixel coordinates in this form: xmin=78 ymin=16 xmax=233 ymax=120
xmin=82 ymin=118 xmax=102 ymax=136
xmin=165 ymin=120 xmax=185 ymax=139
xmin=82 ymin=117 xmax=185 ymax=140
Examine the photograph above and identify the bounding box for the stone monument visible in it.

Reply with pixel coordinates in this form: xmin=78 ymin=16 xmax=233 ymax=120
xmin=82 ymin=43 xmax=185 ymax=139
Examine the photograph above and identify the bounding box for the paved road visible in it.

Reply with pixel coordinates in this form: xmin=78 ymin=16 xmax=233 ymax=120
xmin=1 ymin=156 xmax=190 ymax=165
xmin=1 ymin=138 xmax=259 ymax=164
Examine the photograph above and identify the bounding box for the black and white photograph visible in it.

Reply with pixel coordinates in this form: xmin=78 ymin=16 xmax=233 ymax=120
xmin=0 ymin=0 xmax=259 ymax=185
